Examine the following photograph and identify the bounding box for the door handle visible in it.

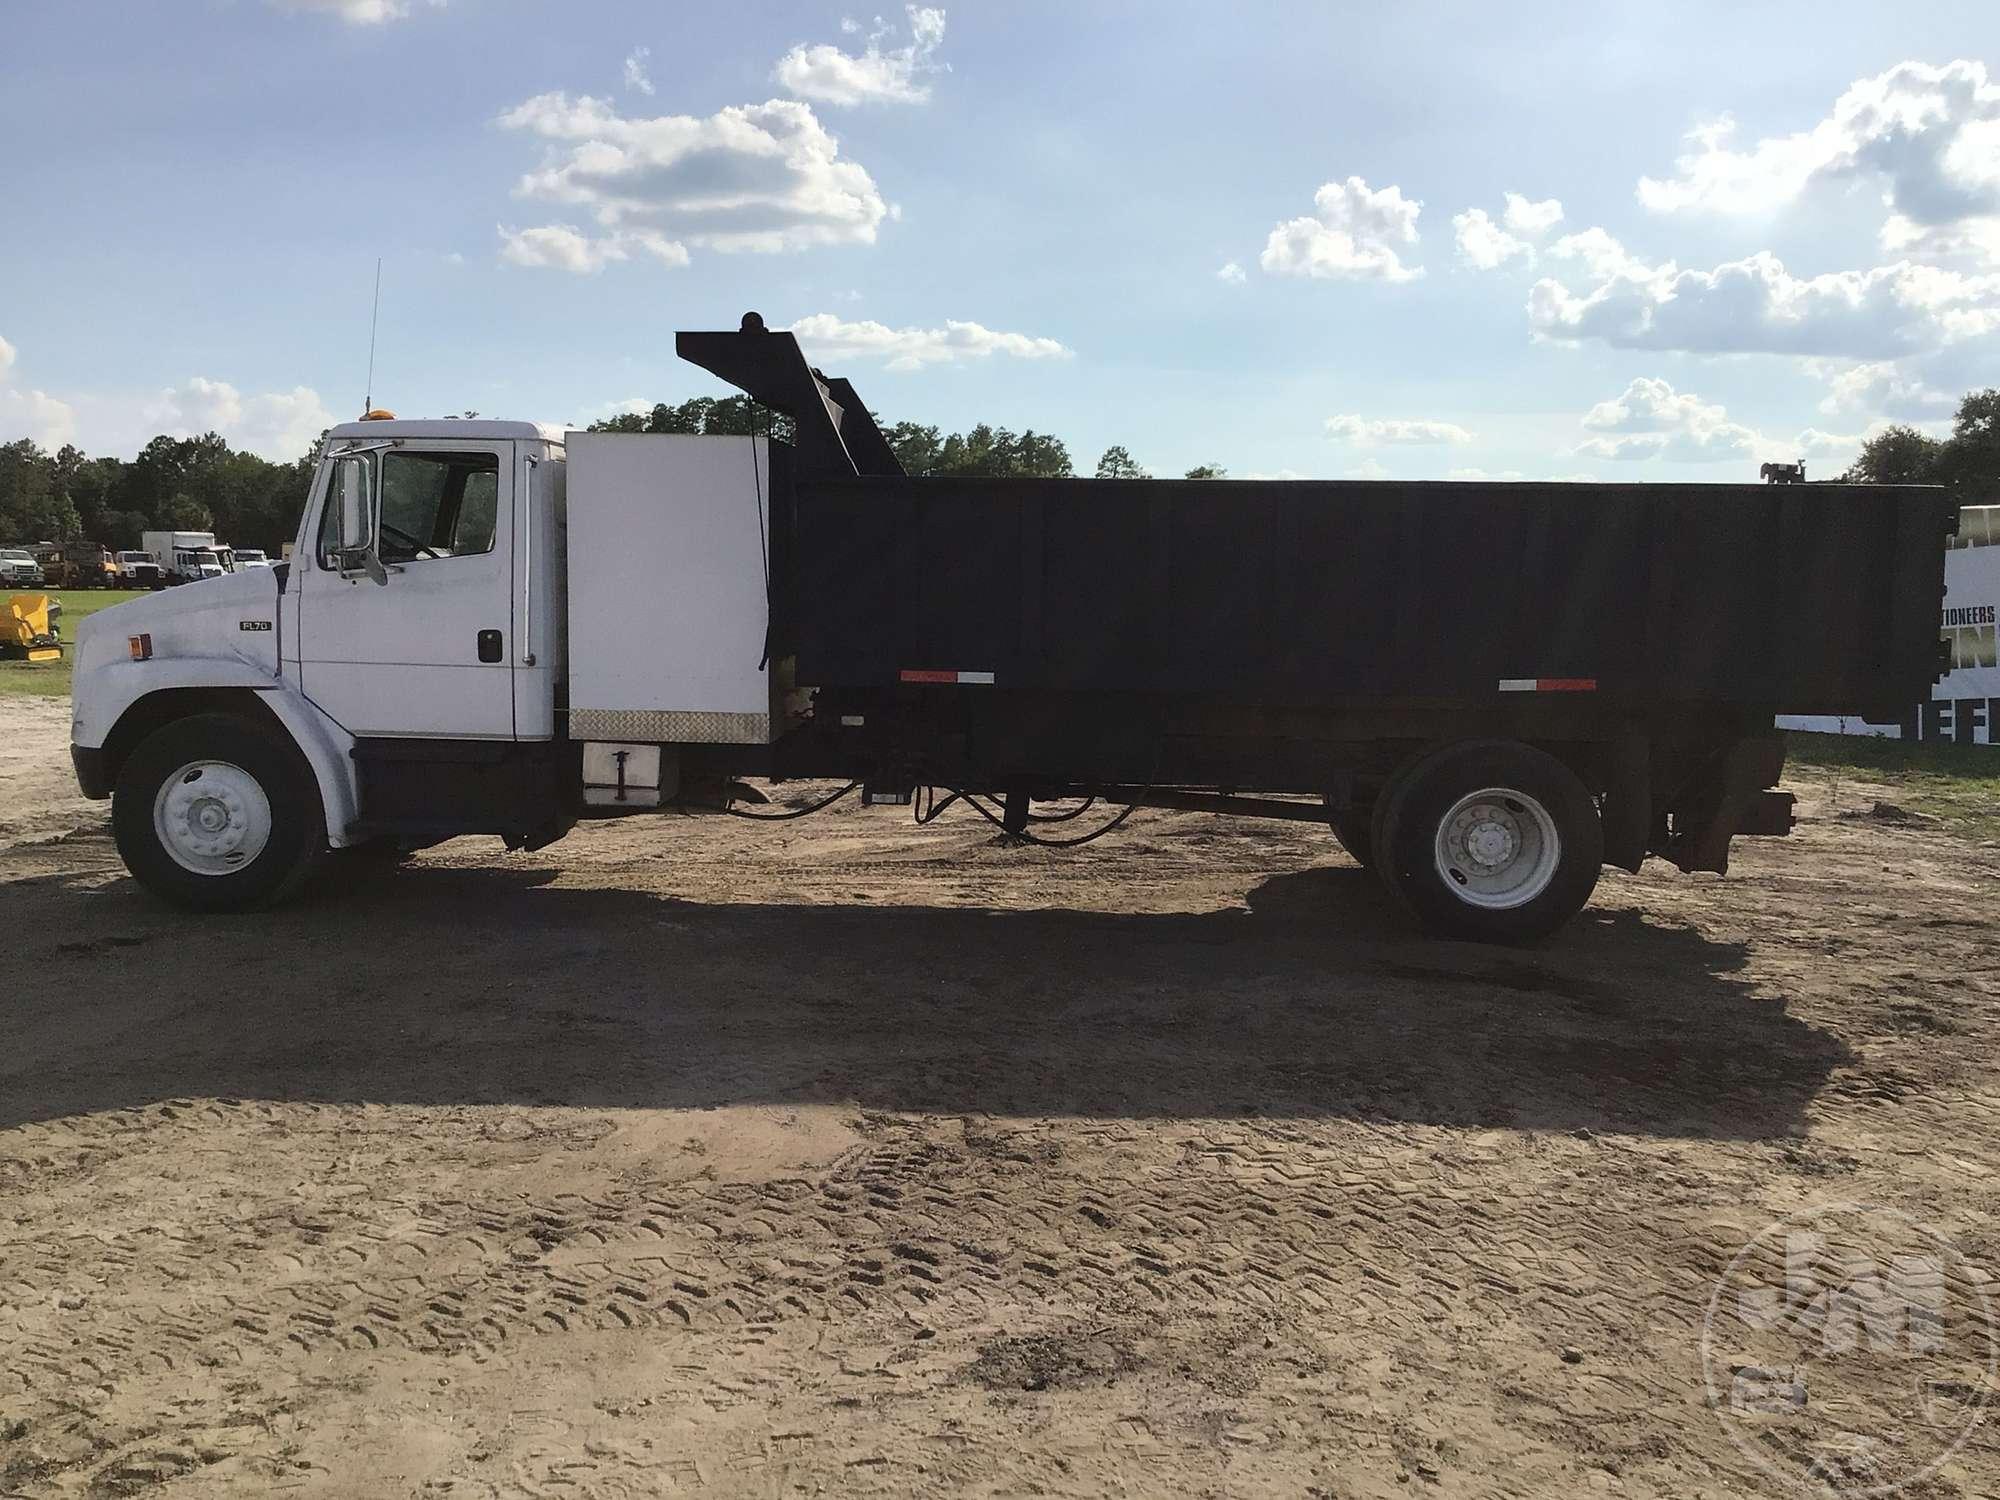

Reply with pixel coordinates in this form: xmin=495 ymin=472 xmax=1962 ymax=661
xmin=477 ymin=629 xmax=503 ymax=663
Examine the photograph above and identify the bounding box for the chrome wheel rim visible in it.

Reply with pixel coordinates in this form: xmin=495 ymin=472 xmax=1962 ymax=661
xmin=152 ymin=760 xmax=272 ymax=876
xmin=1432 ymin=786 xmax=1560 ymax=910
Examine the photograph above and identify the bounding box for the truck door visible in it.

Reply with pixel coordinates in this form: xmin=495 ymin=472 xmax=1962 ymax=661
xmin=295 ymin=440 xmax=517 ymax=739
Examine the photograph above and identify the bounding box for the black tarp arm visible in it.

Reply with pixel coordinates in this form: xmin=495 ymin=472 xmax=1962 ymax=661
xmin=675 ymin=312 xmax=905 ymax=479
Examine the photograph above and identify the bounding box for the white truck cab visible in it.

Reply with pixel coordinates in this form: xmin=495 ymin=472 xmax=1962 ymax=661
xmin=69 ymin=416 xmax=627 ymax=909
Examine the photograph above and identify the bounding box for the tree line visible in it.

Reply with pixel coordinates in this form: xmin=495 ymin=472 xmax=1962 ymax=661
xmin=1840 ymin=389 xmax=2000 ymax=492
xmin=0 ymin=433 xmax=316 ymax=554
xmin=589 ymin=398 xmax=1227 ymax=479
xmin=13 ymin=384 xmax=1983 ymax=556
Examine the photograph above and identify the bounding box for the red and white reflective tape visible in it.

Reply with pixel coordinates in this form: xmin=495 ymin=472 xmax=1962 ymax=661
xmin=899 ymin=668 xmax=996 ymax=685
xmin=1497 ymin=677 xmax=1597 ymax=693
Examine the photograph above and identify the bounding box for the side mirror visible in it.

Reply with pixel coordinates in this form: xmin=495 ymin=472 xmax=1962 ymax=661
xmin=332 ymin=457 xmax=388 ymax=585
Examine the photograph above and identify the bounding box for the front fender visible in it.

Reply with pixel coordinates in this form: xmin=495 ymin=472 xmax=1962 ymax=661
xmin=72 ymin=657 xmax=278 ymax=750
xmin=73 ymin=661 xmax=363 ymax=850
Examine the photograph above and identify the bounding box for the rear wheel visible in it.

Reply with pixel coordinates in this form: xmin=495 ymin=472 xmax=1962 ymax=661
xmin=113 ymin=713 xmax=326 ymax=912
xmin=1375 ymin=740 xmax=1601 ymax=944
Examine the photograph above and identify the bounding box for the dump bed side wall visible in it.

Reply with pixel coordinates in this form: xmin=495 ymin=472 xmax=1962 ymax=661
xmin=786 ymin=479 xmax=1951 ymax=716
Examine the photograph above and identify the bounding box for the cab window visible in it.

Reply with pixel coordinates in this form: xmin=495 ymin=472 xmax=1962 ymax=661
xmin=378 ymin=451 xmax=501 ymax=563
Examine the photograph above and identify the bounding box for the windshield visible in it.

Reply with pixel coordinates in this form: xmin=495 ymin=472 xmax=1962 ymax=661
xmin=1 ymin=550 xmax=29 ymax=561
xmin=119 ymin=552 xmax=148 ymax=562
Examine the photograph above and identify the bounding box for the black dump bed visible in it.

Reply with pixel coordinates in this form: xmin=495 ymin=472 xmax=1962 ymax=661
xmin=676 ymin=317 xmax=1953 ymax=721
xmin=783 ymin=476 xmax=1952 ymax=717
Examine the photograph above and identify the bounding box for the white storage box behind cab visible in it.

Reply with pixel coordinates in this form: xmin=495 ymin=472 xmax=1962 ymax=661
xmin=565 ymin=432 xmax=778 ymax=744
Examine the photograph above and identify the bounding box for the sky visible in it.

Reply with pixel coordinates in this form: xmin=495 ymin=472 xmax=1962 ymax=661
xmin=2 ymin=1 xmax=1998 ymax=482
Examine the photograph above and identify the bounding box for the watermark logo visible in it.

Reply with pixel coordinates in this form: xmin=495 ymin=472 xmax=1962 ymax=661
xmin=1702 ymin=1203 xmax=1996 ymax=1496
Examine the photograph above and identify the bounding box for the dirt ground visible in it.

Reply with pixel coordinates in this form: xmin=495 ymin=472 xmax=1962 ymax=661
xmin=3 ymin=699 xmax=1998 ymax=1498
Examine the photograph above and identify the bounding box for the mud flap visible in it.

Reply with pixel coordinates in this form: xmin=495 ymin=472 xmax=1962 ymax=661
xmin=1598 ymin=735 xmax=1650 ymax=875
xmin=1656 ymin=736 xmax=1787 ymax=875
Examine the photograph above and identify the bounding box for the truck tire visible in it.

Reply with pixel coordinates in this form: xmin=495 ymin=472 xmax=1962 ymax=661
xmin=1374 ymin=739 xmax=1601 ymax=944
xmin=112 ymin=713 xmax=326 ymax=913
xmin=1328 ymin=805 xmax=1373 ymax=868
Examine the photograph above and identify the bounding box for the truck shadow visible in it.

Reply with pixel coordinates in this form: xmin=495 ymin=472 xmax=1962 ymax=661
xmin=3 ymin=858 xmax=1849 ymax=1140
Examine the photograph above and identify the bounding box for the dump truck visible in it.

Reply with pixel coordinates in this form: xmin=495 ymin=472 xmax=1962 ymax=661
xmin=67 ymin=315 xmax=1956 ymax=942
xmin=27 ymin=542 xmax=117 ymax=590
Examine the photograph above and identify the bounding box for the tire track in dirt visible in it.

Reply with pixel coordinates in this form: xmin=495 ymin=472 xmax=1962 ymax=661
xmin=6 ymin=726 xmax=2000 ymax=1495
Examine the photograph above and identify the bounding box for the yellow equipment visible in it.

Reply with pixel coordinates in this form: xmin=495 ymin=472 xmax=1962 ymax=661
xmin=3 ymin=593 xmax=62 ymax=662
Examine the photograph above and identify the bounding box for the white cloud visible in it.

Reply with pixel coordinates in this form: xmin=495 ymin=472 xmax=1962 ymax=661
xmin=0 ymin=335 xmax=77 ymax=450
xmin=497 ymin=223 xmax=689 ymax=273
xmin=1326 ymin=414 xmax=1473 ymax=446
xmin=1453 ymin=209 xmax=1531 ymax=271
xmin=1815 ymin=358 xmax=1955 ymax=419
xmin=1456 ymin=191 xmax=1560 ymax=270
xmin=1260 ymin=177 xmax=1424 ymax=283
xmin=1638 ymin=60 xmax=2000 ymax=270
xmin=1454 ymin=193 xmax=1563 ymax=270
xmin=1447 ymin=467 xmax=1526 ymax=481
xmin=1638 ymin=61 xmax=2000 ymax=232
xmin=497 ymin=93 xmax=889 ymax=262
xmin=1546 ymin=226 xmax=1654 ymax=281
xmin=785 ymin=313 xmax=1070 ymax=372
xmin=1573 ymin=377 xmax=1758 ymax=462
xmin=774 ymin=6 xmax=948 ymax=107
xmin=1528 ymin=235 xmax=2000 ymax=358
xmin=1345 ymin=458 xmax=1391 ymax=479
xmin=623 ymin=46 xmax=654 ymax=97
xmin=1502 ymin=192 xmax=1564 ymax=236
xmin=266 ymin=0 xmax=444 ymax=23
xmin=1881 ymin=210 xmax=2000 ymax=266
xmin=0 ymin=341 xmax=332 ymax=461
xmin=2 ymin=388 xmax=76 ymax=450
xmin=1216 ymin=260 xmax=1247 ymax=284
xmin=1795 ymin=427 xmax=1865 ymax=461
xmin=148 ymin=377 xmax=335 ymax=461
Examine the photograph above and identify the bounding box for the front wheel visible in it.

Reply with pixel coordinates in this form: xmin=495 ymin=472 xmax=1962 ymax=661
xmin=1376 ymin=740 xmax=1601 ymax=944
xmin=112 ymin=713 xmax=326 ymax=912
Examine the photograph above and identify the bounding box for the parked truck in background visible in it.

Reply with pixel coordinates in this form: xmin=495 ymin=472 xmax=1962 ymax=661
xmin=26 ymin=542 xmax=118 ymax=589
xmin=66 ymin=315 xmax=1956 ymax=942
xmin=142 ymin=531 xmax=235 ymax=586
xmin=0 ymin=548 xmax=44 ymax=587
xmin=112 ymin=551 xmax=166 ymax=590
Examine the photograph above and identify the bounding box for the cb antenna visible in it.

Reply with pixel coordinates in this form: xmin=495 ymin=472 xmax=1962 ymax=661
xmin=362 ymin=257 xmax=383 ymax=417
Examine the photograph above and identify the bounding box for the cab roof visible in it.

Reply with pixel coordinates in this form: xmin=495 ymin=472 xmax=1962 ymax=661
xmin=325 ymin=418 xmax=566 ymax=444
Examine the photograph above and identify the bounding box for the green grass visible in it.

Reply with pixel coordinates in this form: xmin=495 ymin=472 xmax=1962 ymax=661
xmin=0 ymin=588 xmax=136 ymax=699
xmin=1786 ymin=729 xmax=2000 ymax=840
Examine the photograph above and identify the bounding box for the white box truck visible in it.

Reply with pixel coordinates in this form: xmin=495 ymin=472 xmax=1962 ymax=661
xmin=66 ymin=315 xmax=1954 ymax=942
xmin=143 ymin=530 xmax=234 ymax=586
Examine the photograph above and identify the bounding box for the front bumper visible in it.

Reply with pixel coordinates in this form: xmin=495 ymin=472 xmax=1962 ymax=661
xmin=72 ymin=743 xmax=113 ymax=799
